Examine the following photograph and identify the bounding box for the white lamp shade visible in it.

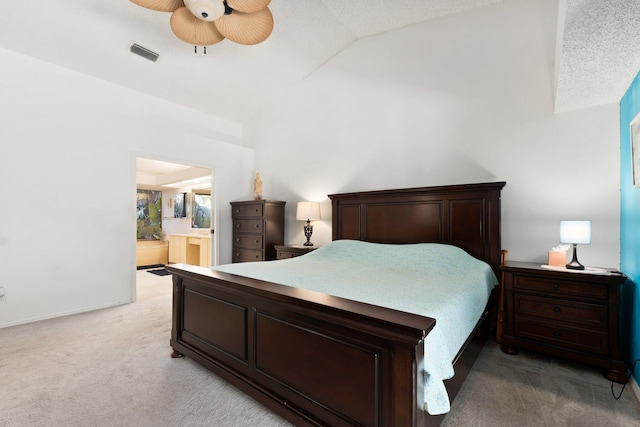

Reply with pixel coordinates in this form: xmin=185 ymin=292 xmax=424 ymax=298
xmin=559 ymin=220 xmax=592 ymax=244
xmin=296 ymin=202 xmax=321 ymax=221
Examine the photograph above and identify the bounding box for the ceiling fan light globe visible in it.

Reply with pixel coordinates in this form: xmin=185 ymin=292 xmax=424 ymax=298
xmin=184 ymin=0 xmax=225 ymax=22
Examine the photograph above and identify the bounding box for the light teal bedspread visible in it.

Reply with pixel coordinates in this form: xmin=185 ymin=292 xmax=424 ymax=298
xmin=213 ymin=240 xmax=498 ymax=415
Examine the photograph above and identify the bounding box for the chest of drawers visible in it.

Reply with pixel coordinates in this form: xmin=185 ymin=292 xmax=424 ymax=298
xmin=500 ymin=261 xmax=627 ymax=383
xmin=231 ymin=200 xmax=285 ymax=262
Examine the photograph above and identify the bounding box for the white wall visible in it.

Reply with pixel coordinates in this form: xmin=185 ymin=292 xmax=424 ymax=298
xmin=0 ymin=48 xmax=254 ymax=328
xmin=248 ymin=0 xmax=621 ymax=269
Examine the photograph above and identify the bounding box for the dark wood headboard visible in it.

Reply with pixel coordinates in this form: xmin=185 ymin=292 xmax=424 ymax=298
xmin=328 ymin=181 xmax=506 ymax=277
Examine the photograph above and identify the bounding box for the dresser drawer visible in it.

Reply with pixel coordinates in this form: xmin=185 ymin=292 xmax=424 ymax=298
xmin=234 ymin=234 xmax=263 ymax=249
xmin=233 ymin=219 xmax=264 ymax=234
xmin=514 ymin=294 xmax=608 ymax=330
xmin=232 ymin=248 xmax=263 ymax=263
xmin=513 ymin=275 xmax=607 ymax=300
xmin=232 ymin=203 xmax=264 ymax=218
xmin=514 ymin=319 xmax=608 ymax=356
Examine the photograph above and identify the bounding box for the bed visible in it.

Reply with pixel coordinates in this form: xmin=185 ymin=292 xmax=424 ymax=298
xmin=166 ymin=181 xmax=506 ymax=426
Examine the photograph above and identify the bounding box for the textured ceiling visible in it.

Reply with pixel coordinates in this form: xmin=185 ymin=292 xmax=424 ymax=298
xmin=0 ymin=0 xmax=638 ymax=124
xmin=555 ymin=0 xmax=640 ymax=112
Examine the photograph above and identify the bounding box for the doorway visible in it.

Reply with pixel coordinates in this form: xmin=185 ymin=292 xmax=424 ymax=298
xmin=135 ymin=156 xmax=214 ymax=300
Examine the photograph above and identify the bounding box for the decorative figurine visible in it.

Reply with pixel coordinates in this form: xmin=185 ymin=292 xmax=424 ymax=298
xmin=254 ymin=172 xmax=263 ymax=200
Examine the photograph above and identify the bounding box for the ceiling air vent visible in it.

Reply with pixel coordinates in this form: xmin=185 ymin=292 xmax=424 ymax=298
xmin=130 ymin=43 xmax=159 ymax=62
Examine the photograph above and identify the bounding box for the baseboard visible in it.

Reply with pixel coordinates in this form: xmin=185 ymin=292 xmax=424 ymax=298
xmin=631 ymin=374 xmax=640 ymax=404
xmin=0 ymin=299 xmax=133 ymax=329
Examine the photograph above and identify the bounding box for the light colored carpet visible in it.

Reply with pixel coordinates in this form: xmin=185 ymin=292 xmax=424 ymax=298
xmin=1 ymin=272 xmax=639 ymax=426
xmin=0 ymin=272 xmax=291 ymax=427
xmin=442 ymin=341 xmax=640 ymax=426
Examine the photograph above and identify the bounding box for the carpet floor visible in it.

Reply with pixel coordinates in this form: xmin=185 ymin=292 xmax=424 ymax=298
xmin=1 ymin=275 xmax=639 ymax=426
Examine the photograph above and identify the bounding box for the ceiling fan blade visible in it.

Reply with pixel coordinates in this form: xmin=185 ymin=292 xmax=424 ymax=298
xmin=170 ymin=7 xmax=225 ymax=45
xmin=214 ymin=8 xmax=273 ymax=45
xmin=130 ymin=0 xmax=185 ymax=13
xmin=226 ymin=0 xmax=270 ymax=14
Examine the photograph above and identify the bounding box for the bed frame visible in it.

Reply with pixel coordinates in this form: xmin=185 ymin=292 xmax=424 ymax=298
xmin=167 ymin=181 xmax=505 ymax=427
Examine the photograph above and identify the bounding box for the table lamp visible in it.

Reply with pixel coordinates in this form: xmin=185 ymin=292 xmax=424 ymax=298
xmin=559 ymin=220 xmax=591 ymax=270
xmin=296 ymin=202 xmax=321 ymax=246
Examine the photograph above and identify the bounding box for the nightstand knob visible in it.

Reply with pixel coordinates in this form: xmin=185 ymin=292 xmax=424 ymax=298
xmin=553 ymin=283 xmax=560 ymax=290
xmin=553 ymin=306 xmax=561 ymax=313
xmin=553 ymin=330 xmax=561 ymax=338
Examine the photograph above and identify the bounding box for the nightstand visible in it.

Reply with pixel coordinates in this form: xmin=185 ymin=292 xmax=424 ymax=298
xmin=274 ymin=245 xmax=317 ymax=259
xmin=500 ymin=261 xmax=627 ymax=383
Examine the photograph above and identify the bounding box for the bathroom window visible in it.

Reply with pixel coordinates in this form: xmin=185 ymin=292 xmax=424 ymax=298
xmin=192 ymin=192 xmax=211 ymax=229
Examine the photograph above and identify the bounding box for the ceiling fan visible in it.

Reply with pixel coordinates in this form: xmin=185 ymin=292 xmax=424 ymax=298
xmin=131 ymin=0 xmax=273 ymax=47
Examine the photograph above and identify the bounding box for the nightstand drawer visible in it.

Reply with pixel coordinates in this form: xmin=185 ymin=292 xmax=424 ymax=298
xmin=274 ymin=245 xmax=317 ymax=259
xmin=514 ymin=294 xmax=608 ymax=330
xmin=277 ymin=251 xmax=296 ymax=259
xmin=234 ymin=234 xmax=263 ymax=249
xmin=232 ymin=248 xmax=263 ymax=263
xmin=233 ymin=220 xmax=264 ymax=234
xmin=514 ymin=319 xmax=608 ymax=356
xmin=232 ymin=203 xmax=263 ymax=218
xmin=513 ymin=276 xmax=607 ymax=300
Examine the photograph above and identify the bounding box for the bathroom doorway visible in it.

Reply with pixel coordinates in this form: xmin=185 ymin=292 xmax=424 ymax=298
xmin=135 ymin=156 xmax=214 ymax=300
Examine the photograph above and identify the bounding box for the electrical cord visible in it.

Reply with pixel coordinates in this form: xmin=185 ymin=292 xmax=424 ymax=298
xmin=611 ymin=277 xmax=637 ymax=400
xmin=611 ymin=358 xmax=639 ymax=400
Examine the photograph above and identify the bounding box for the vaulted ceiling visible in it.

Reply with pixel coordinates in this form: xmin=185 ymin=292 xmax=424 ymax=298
xmin=0 ymin=0 xmax=638 ymax=125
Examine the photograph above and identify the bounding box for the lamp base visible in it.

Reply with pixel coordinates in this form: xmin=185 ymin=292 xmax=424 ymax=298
xmin=303 ymin=222 xmax=314 ymax=247
xmin=565 ymin=244 xmax=585 ymax=270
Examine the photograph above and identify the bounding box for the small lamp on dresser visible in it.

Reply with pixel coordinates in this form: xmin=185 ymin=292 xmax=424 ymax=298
xmin=559 ymin=220 xmax=591 ymax=270
xmin=296 ymin=201 xmax=321 ymax=246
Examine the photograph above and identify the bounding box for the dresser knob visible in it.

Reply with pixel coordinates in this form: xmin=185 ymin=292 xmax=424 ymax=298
xmin=553 ymin=283 xmax=560 ymax=290
xmin=553 ymin=330 xmax=561 ymax=338
xmin=553 ymin=306 xmax=561 ymax=313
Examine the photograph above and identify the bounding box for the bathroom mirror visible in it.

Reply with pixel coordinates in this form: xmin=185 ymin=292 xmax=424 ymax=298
xmin=173 ymin=192 xmax=188 ymax=218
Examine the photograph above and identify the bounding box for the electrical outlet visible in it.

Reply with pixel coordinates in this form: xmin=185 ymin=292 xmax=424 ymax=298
xmin=0 ymin=286 xmax=5 ymax=301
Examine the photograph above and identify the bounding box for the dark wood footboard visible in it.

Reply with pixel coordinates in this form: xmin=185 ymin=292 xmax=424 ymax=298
xmin=167 ymin=264 xmax=494 ymax=427
xmin=168 ymin=263 xmax=437 ymax=427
